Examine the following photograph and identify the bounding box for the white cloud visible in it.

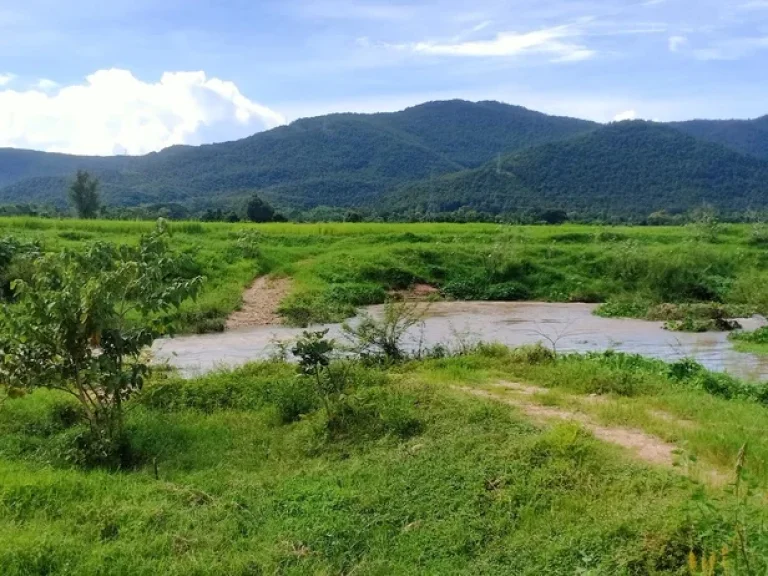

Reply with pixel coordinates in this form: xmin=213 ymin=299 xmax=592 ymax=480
xmin=393 ymin=24 xmax=597 ymax=62
xmin=668 ymin=35 xmax=688 ymax=52
xmin=0 ymin=73 xmax=15 ymax=86
xmin=0 ymin=69 xmax=285 ymax=155
xmin=34 ymin=78 xmax=58 ymax=90
xmin=613 ymin=109 xmax=638 ymax=121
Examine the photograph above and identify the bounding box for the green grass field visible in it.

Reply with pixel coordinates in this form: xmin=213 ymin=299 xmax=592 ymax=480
xmin=2 ymin=217 xmax=768 ymax=331
xmin=1 ymin=349 xmax=768 ymax=574
xmin=2 ymin=218 xmax=768 ymax=573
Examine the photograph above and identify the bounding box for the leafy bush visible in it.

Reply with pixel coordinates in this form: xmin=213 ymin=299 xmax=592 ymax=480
xmin=320 ymin=388 xmax=423 ymax=442
xmin=511 ymin=343 xmax=556 ymax=365
xmin=269 ymin=378 xmax=319 ymax=424
xmin=0 ymin=222 xmax=203 ymax=466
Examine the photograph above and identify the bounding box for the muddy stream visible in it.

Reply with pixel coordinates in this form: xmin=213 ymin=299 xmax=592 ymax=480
xmin=152 ymin=302 xmax=768 ymax=380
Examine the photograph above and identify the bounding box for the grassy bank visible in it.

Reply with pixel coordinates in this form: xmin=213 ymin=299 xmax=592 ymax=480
xmin=2 ymin=218 xmax=768 ymax=330
xmin=1 ymin=347 xmax=768 ymax=573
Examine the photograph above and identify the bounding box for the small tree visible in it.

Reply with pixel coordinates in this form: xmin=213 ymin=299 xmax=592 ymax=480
xmin=292 ymin=330 xmax=338 ymax=418
xmin=69 ymin=170 xmax=101 ymax=219
xmin=342 ymin=299 xmax=424 ymax=362
xmin=0 ymin=221 xmax=203 ymax=462
xmin=246 ymin=194 xmax=277 ymax=223
xmin=539 ymin=209 xmax=569 ymax=225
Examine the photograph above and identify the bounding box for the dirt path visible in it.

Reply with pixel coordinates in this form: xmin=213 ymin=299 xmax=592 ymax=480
xmin=456 ymin=382 xmax=729 ymax=485
xmin=456 ymin=385 xmax=677 ymax=466
xmin=226 ymin=276 xmax=292 ymax=330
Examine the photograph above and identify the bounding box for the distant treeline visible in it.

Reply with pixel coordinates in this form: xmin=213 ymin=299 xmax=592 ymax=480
xmin=3 ymin=200 xmax=768 ymax=226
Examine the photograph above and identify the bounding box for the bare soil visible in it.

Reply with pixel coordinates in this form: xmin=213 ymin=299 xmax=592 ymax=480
xmin=226 ymin=276 xmax=292 ymax=330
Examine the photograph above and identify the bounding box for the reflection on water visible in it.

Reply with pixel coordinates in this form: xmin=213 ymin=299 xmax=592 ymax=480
xmin=152 ymin=302 xmax=768 ymax=380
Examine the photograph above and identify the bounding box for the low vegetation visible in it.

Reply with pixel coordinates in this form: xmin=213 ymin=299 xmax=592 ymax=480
xmin=1 ymin=338 xmax=768 ymax=573
xmin=0 ymin=224 xmax=767 ymax=572
xmin=1 ymin=219 xmax=768 ymax=331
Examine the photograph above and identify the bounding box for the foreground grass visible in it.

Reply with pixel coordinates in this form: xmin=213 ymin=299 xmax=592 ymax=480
xmin=2 ymin=218 xmax=768 ymax=330
xmin=1 ymin=351 xmax=768 ymax=573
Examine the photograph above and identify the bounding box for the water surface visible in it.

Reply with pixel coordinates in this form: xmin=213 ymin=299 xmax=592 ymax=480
xmin=152 ymin=302 xmax=768 ymax=380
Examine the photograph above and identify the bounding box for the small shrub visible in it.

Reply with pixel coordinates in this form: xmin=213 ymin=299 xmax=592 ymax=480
xmin=342 ymin=300 xmax=424 ymax=362
xmin=52 ymin=425 xmax=139 ymax=469
xmin=668 ymin=358 xmax=706 ymax=382
xmin=595 ymin=298 xmax=651 ymax=319
xmin=270 ymin=378 xmax=319 ymax=424
xmin=474 ymin=342 xmax=512 ymax=359
xmin=511 ymin=343 xmax=556 ymax=365
xmin=322 ymin=388 xmax=423 ymax=442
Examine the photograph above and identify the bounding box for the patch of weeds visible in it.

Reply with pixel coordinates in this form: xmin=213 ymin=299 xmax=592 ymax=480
xmin=595 ymin=298 xmax=652 ymax=319
xmin=731 ymin=326 xmax=768 ymax=345
xmin=269 ymin=378 xmax=320 ymax=424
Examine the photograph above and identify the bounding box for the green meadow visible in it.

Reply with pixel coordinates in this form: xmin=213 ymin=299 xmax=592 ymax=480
xmin=2 ymin=217 xmax=768 ymax=574
xmin=2 ymin=217 xmax=768 ymax=331
xmin=1 ymin=348 xmax=768 ymax=574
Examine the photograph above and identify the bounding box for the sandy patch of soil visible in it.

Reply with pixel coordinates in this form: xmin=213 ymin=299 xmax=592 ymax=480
xmin=226 ymin=276 xmax=292 ymax=330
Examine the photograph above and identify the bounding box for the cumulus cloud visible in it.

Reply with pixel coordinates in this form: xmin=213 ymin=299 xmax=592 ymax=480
xmin=392 ymin=25 xmax=597 ymax=62
xmin=0 ymin=69 xmax=285 ymax=155
xmin=0 ymin=73 xmax=14 ymax=86
xmin=613 ymin=110 xmax=638 ymax=121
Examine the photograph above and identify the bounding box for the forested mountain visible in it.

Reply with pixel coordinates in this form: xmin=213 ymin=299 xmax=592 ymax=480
xmin=0 ymin=100 xmax=596 ymax=209
xmin=3 ymin=100 xmax=768 ymax=218
xmin=387 ymin=122 xmax=768 ymax=217
xmin=672 ymin=116 xmax=768 ymax=160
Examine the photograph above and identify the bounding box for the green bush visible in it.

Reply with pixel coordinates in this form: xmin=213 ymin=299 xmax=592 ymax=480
xmin=511 ymin=343 xmax=556 ymax=364
xmin=269 ymin=377 xmax=319 ymax=423
xmin=323 ymin=388 xmax=423 ymax=442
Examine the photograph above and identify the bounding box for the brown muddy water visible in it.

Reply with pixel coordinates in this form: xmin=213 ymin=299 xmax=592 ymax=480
xmin=152 ymin=302 xmax=768 ymax=380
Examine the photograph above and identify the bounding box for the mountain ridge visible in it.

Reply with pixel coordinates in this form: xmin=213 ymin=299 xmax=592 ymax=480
xmin=2 ymin=100 xmax=768 ymax=217
xmin=386 ymin=121 xmax=768 ymax=217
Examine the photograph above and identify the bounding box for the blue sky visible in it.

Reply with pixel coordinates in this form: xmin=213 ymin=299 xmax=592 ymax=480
xmin=1 ymin=0 xmax=768 ymax=154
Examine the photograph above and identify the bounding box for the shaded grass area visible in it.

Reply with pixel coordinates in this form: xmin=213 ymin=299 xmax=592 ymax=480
xmin=1 ymin=351 xmax=768 ymax=573
xmin=3 ymin=218 xmax=768 ymax=329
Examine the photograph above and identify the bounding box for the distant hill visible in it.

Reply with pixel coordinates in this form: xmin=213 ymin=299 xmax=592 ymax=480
xmin=0 ymin=100 xmax=597 ymax=209
xmin=387 ymin=122 xmax=768 ymax=217
xmin=672 ymin=116 xmax=768 ymax=160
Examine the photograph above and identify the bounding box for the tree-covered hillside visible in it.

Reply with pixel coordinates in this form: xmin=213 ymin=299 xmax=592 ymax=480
xmin=672 ymin=116 xmax=768 ymax=160
xmin=0 ymin=100 xmax=596 ymax=209
xmin=4 ymin=102 xmax=768 ymax=219
xmin=387 ymin=122 xmax=768 ymax=217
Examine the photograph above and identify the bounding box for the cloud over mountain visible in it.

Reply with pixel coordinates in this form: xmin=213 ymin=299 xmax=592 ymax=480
xmin=0 ymin=69 xmax=285 ymax=155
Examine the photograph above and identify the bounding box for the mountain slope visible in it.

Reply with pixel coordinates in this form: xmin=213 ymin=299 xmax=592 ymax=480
xmin=0 ymin=100 xmax=598 ymax=209
xmin=672 ymin=116 xmax=768 ymax=160
xmin=387 ymin=122 xmax=768 ymax=217
xmin=369 ymin=100 xmax=597 ymax=167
